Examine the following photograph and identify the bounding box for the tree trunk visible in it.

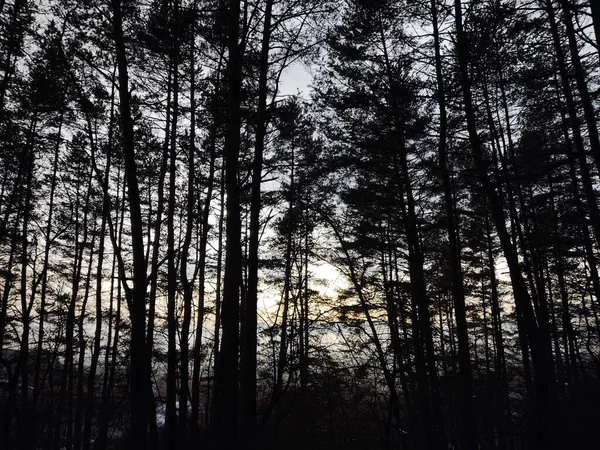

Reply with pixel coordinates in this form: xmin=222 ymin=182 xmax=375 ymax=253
xmin=18 ymin=117 xmax=37 ymax=450
xmin=82 ymin=75 xmax=116 ymax=450
xmin=590 ymin=0 xmax=600 ymax=60
xmin=166 ymin=2 xmax=181 ymax=444
xmin=179 ymin=2 xmax=198 ymax=446
xmin=242 ymin=1 xmax=273 ymax=445
xmin=74 ymin=211 xmax=97 ymax=450
xmin=431 ymin=1 xmax=477 ymax=447
xmin=559 ymin=0 xmax=600 ymax=175
xmin=191 ymin=41 xmax=225 ymax=447
xmin=214 ymin=0 xmax=243 ymax=447
xmin=485 ymin=215 xmax=510 ymax=450
xmin=32 ymin=112 xmax=63 ymax=435
xmin=545 ymin=0 xmax=600 ymax=250
xmin=454 ymin=0 xmax=553 ymax=446
xmin=111 ymin=2 xmax=149 ymax=448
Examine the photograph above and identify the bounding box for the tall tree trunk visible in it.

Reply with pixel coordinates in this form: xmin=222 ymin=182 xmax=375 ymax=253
xmin=110 ymin=2 xmax=149 ymax=447
xmin=209 ymin=161 xmax=226 ymax=427
xmin=166 ymin=1 xmax=181 ymax=444
xmin=191 ymin=41 xmax=225 ymax=447
xmin=74 ymin=213 xmax=97 ymax=450
xmin=82 ymin=76 xmax=117 ymax=450
xmin=0 ymin=212 xmax=18 ymax=354
xmin=378 ymin=18 xmax=442 ymax=447
xmin=179 ymin=2 xmax=198 ymax=446
xmin=214 ymin=0 xmax=243 ymax=447
xmin=0 ymin=210 xmax=20 ymax=450
xmin=52 ymin=159 xmax=87 ymax=450
xmin=32 ymin=112 xmax=63 ymax=437
xmin=300 ymin=197 xmax=310 ymax=392
xmin=454 ymin=1 xmax=553 ymax=446
xmin=485 ymin=214 xmax=510 ymax=450
xmin=94 ymin=165 xmax=125 ymax=450
xmin=242 ymin=1 xmax=273 ymax=445
xmin=431 ymin=1 xmax=477 ymax=447
xmin=275 ymin=146 xmax=295 ymax=408
xmin=146 ymin=58 xmax=173 ymax=450
xmin=549 ymin=177 xmax=578 ymax=388
xmin=18 ymin=117 xmax=37 ymax=450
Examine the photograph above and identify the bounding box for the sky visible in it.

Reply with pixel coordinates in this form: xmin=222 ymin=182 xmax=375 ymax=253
xmin=277 ymin=60 xmax=314 ymax=99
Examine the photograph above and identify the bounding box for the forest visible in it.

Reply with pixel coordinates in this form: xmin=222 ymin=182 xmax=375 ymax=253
xmin=0 ymin=0 xmax=599 ymax=449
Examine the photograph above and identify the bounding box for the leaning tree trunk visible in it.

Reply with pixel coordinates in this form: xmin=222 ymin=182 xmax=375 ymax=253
xmin=454 ymin=0 xmax=554 ymax=447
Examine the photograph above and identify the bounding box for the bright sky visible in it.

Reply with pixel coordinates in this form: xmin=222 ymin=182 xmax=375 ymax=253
xmin=277 ymin=60 xmax=314 ymax=99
